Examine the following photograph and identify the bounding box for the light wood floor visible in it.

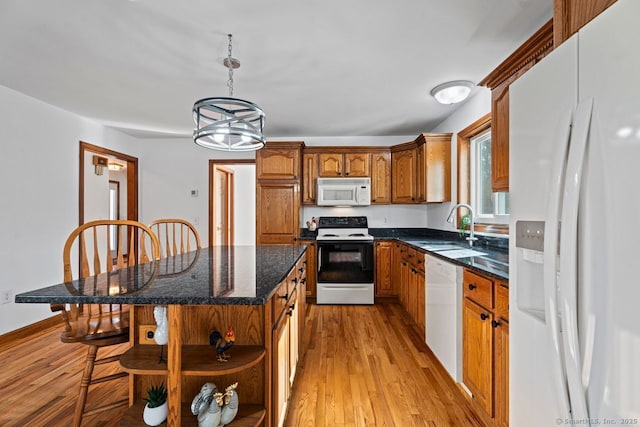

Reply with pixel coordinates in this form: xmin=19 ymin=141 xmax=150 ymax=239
xmin=0 ymin=303 xmax=488 ymax=427
xmin=286 ymin=303 xmax=489 ymax=427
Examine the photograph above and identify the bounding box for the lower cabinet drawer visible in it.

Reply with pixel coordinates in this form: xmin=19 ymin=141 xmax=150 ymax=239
xmin=463 ymin=269 xmax=493 ymax=309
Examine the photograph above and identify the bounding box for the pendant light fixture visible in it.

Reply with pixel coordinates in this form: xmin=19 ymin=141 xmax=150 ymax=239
xmin=193 ymin=34 xmax=266 ymax=151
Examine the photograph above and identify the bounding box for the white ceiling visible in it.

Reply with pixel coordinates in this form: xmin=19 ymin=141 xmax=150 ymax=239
xmin=0 ymin=0 xmax=552 ymax=139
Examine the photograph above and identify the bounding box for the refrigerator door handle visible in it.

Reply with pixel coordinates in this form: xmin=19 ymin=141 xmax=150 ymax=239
xmin=558 ymin=98 xmax=594 ymax=422
xmin=543 ymin=108 xmax=574 ymax=418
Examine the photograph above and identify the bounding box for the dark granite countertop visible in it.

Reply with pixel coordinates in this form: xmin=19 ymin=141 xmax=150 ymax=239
xmin=15 ymin=245 xmax=307 ymax=306
xmin=396 ymin=238 xmax=509 ymax=281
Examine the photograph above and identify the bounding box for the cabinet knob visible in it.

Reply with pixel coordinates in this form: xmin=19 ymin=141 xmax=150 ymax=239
xmin=345 ymin=172 xmax=350 ymax=176
xmin=372 ymin=199 xmax=376 ymax=202
xmin=279 ymin=293 xmax=289 ymax=300
xmin=289 ymin=303 xmax=296 ymax=310
xmin=468 ymin=283 xmax=477 ymax=291
xmin=480 ymin=313 xmax=489 ymax=321
xmin=298 ymin=267 xmax=304 ymax=272
xmin=292 ymin=277 xmax=298 ymax=283
xmin=338 ymin=172 xmax=342 ymax=176
xmin=492 ymin=320 xmax=500 ymax=328
xmin=286 ymin=310 xmax=293 ymax=317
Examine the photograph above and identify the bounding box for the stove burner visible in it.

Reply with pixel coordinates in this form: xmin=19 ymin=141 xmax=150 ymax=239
xmin=322 ymin=233 xmax=339 ymax=237
xmin=349 ymin=233 xmax=365 ymax=237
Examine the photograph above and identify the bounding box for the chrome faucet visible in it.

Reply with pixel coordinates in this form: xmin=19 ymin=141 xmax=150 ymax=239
xmin=446 ymin=203 xmax=478 ymax=246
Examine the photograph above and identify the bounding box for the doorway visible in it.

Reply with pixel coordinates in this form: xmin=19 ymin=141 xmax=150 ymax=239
xmin=79 ymin=141 xmax=138 ymax=224
xmin=209 ymin=160 xmax=255 ymax=246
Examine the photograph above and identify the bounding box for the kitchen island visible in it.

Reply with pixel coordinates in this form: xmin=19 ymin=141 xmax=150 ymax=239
xmin=16 ymin=245 xmax=308 ymax=427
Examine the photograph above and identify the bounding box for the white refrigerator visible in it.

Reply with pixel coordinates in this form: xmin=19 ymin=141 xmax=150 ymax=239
xmin=509 ymin=0 xmax=640 ymax=425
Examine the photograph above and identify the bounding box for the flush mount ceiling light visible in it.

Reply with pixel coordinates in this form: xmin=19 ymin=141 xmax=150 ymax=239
xmin=430 ymin=80 xmax=475 ymax=105
xmin=193 ymin=34 xmax=266 ymax=151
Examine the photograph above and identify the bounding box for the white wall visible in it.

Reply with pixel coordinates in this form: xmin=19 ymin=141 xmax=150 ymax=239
xmin=132 ymin=138 xmax=255 ymax=246
xmin=0 ymin=86 xmax=136 ymax=334
xmin=426 ymin=89 xmax=492 ymax=231
xmin=227 ymin=164 xmax=255 ymax=245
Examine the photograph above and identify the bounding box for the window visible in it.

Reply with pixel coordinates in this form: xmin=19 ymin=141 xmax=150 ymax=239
xmin=457 ymin=113 xmax=509 ymax=233
xmin=470 ymin=130 xmax=509 ymax=223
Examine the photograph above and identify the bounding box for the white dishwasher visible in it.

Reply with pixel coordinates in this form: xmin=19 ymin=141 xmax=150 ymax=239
xmin=425 ymin=254 xmax=462 ymax=381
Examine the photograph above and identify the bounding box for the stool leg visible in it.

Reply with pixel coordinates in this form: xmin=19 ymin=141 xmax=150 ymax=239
xmin=73 ymin=345 xmax=98 ymax=427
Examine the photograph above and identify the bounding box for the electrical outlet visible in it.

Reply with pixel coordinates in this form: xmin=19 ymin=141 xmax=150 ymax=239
xmin=139 ymin=325 xmax=157 ymax=345
xmin=1 ymin=289 xmax=13 ymax=304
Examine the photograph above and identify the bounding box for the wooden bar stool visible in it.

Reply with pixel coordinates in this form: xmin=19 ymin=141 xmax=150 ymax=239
xmin=149 ymin=218 xmax=202 ymax=258
xmin=51 ymin=220 xmax=160 ymax=427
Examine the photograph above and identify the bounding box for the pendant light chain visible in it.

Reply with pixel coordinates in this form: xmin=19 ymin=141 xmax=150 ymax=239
xmin=227 ymin=34 xmax=234 ymax=97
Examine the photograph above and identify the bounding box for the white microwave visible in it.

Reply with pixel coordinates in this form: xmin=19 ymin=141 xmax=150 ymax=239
xmin=317 ymin=177 xmax=371 ymax=206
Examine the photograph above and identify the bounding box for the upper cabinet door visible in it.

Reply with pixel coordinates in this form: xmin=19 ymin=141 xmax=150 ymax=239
xmin=318 ymin=153 xmax=343 ymax=177
xmin=344 ymin=153 xmax=370 ymax=177
xmin=371 ymin=151 xmax=391 ymax=204
xmin=391 ymin=148 xmax=417 ymax=203
xmin=257 ymin=144 xmax=302 ymax=180
xmin=491 ymin=81 xmax=510 ymax=192
xmin=425 ymin=135 xmax=452 ymax=203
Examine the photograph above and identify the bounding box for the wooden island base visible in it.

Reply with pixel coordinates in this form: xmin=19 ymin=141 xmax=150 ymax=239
xmin=119 ymin=252 xmax=308 ymax=427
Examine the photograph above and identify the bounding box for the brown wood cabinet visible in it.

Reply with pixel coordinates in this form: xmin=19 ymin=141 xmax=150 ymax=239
xmin=256 ymin=142 xmax=304 ymax=244
xmin=391 ymin=135 xmax=451 ymax=204
xmin=256 ymin=181 xmax=300 ymax=244
xmin=318 ymin=152 xmax=369 ymax=177
xmin=299 ymin=240 xmax=317 ymax=298
xmin=421 ymin=133 xmax=452 ymax=203
xmin=395 ymin=242 xmax=425 ymax=332
xmin=257 ymin=143 xmax=302 ymax=180
xmin=374 ymin=241 xmax=395 ymax=296
xmin=370 ymin=151 xmax=391 ymax=204
xmin=462 ymin=269 xmax=509 ymax=425
xmin=490 ymin=80 xmax=510 ymax=192
xmin=391 ymin=145 xmax=417 ymax=203
xmin=494 ymin=281 xmax=509 ymax=427
xmin=302 ymin=153 xmax=318 ymax=205
xmin=463 ymin=297 xmax=494 ymax=414
xmin=272 ymin=256 xmax=307 ymax=427
xmin=479 ymin=21 xmax=554 ymax=193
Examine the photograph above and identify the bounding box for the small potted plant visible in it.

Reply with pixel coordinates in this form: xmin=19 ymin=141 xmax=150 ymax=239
xmin=143 ymin=382 xmax=168 ymax=426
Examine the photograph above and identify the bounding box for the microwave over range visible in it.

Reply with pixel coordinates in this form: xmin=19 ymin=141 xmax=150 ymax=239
xmin=316 ymin=177 xmax=371 ymax=206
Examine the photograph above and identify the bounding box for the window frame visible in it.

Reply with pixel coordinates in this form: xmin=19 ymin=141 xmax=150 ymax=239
xmin=457 ymin=113 xmax=509 ymax=235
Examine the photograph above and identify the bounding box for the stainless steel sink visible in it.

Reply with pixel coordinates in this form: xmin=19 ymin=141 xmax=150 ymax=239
xmin=435 ymin=248 xmax=487 ymax=259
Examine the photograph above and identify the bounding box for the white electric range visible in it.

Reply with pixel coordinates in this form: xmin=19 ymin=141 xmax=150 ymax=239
xmin=315 ymin=216 xmax=375 ymax=304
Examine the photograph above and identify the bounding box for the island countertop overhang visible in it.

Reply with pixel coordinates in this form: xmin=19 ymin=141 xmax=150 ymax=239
xmin=15 ymin=245 xmax=307 ymax=306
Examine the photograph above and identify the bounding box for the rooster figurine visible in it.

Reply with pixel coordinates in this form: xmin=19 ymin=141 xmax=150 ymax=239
xmin=209 ymin=326 xmax=235 ymax=362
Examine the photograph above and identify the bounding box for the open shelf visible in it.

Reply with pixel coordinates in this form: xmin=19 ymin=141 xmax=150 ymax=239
xmin=120 ymin=345 xmax=265 ymax=376
xmin=119 ymin=400 xmax=266 ymax=426
xmin=182 ymin=345 xmax=265 ymax=376
xmin=120 ymin=345 xmax=168 ymax=374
